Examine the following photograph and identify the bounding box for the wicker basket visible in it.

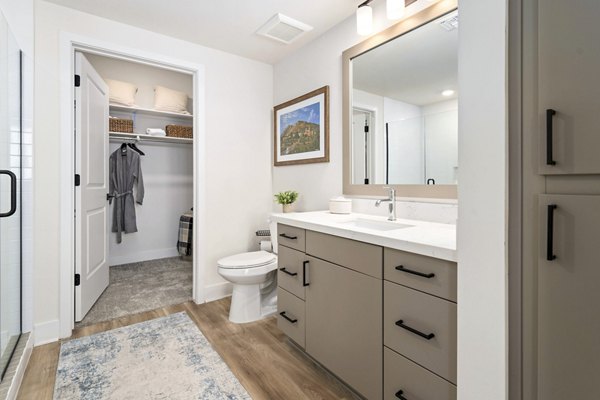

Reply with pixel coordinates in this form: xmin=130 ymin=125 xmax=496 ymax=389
xmin=165 ymin=125 xmax=193 ymax=139
xmin=109 ymin=118 xmax=133 ymax=133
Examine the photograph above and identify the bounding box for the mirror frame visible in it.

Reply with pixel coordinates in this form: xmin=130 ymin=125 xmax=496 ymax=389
xmin=342 ymin=0 xmax=458 ymax=198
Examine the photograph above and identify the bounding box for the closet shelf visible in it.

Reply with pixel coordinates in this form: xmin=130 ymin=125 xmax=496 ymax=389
xmin=109 ymin=132 xmax=193 ymax=144
xmin=109 ymin=104 xmax=193 ymax=120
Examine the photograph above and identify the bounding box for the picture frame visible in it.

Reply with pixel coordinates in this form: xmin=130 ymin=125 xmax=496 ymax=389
xmin=273 ymin=86 xmax=330 ymax=166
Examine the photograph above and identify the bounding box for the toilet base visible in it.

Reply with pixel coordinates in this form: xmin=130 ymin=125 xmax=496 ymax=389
xmin=229 ymin=283 xmax=275 ymax=324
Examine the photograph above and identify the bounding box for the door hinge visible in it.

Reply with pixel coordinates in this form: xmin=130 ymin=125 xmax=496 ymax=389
xmin=74 ymin=74 xmax=80 ymax=87
xmin=74 ymin=174 xmax=80 ymax=187
xmin=364 ymin=125 xmax=369 ymax=133
xmin=74 ymin=274 xmax=81 ymax=286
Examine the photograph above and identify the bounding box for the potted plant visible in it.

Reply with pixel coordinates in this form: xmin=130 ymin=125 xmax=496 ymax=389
xmin=274 ymin=190 xmax=299 ymax=213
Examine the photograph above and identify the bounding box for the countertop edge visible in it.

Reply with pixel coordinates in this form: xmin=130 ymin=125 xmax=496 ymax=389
xmin=271 ymin=213 xmax=457 ymax=262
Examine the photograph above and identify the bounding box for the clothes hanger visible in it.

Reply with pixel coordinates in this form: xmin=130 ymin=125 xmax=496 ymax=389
xmin=128 ymin=142 xmax=145 ymax=156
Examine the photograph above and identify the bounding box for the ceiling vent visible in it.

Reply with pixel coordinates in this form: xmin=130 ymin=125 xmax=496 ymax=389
xmin=256 ymin=13 xmax=313 ymax=44
xmin=439 ymin=14 xmax=459 ymax=31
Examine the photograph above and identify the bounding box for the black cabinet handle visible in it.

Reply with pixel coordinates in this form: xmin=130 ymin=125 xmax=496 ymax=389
xmin=426 ymin=178 xmax=435 ymax=185
xmin=279 ymin=311 xmax=297 ymax=324
xmin=546 ymin=109 xmax=557 ymax=166
xmin=547 ymin=204 xmax=557 ymax=261
xmin=395 ymin=320 xmax=435 ymax=340
xmin=302 ymin=260 xmax=310 ymax=287
xmin=279 ymin=233 xmax=298 ymax=240
xmin=279 ymin=267 xmax=298 ymax=277
xmin=395 ymin=390 xmax=408 ymax=400
xmin=395 ymin=265 xmax=435 ymax=279
xmin=0 ymin=170 xmax=17 ymax=218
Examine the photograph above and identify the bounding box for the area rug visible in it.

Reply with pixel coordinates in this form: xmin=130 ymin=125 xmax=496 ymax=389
xmin=54 ymin=312 xmax=251 ymax=400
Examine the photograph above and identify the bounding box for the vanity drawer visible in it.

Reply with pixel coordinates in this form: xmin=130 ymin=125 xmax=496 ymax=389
xmin=384 ymin=347 xmax=456 ymax=400
xmin=277 ymin=245 xmax=307 ymax=300
xmin=384 ymin=281 xmax=457 ymax=383
xmin=384 ymin=248 xmax=457 ymax=302
xmin=277 ymin=224 xmax=305 ymax=252
xmin=277 ymin=288 xmax=305 ymax=349
xmin=306 ymin=230 xmax=382 ymax=278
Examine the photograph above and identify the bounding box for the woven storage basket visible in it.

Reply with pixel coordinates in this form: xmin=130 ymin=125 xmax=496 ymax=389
xmin=165 ymin=125 xmax=193 ymax=138
xmin=109 ymin=118 xmax=133 ymax=133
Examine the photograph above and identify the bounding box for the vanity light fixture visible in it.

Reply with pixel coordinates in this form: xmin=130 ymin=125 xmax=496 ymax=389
xmin=357 ymin=0 xmax=420 ymax=35
xmin=442 ymin=89 xmax=455 ymax=97
xmin=356 ymin=1 xmax=374 ymax=36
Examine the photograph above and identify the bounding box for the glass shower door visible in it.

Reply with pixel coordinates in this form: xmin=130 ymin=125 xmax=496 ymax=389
xmin=0 ymin=12 xmax=22 ymax=380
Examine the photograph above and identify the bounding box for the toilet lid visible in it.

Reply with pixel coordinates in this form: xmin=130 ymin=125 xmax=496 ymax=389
xmin=217 ymin=251 xmax=276 ymax=269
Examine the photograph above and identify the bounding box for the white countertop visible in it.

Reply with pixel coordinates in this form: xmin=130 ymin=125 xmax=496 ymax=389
xmin=271 ymin=211 xmax=457 ymax=262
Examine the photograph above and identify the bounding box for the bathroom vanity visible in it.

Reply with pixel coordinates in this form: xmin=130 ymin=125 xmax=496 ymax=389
xmin=271 ymin=211 xmax=457 ymax=400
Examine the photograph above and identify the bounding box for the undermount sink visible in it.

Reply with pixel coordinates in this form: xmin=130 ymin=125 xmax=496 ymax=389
xmin=339 ymin=218 xmax=413 ymax=231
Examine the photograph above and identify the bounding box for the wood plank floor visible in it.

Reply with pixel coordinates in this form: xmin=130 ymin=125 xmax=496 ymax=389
xmin=18 ymin=298 xmax=359 ymax=399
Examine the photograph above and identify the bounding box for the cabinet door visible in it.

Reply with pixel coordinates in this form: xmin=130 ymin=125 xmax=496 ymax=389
xmin=538 ymin=195 xmax=600 ymax=400
xmin=538 ymin=0 xmax=600 ymax=174
xmin=305 ymin=256 xmax=382 ymax=400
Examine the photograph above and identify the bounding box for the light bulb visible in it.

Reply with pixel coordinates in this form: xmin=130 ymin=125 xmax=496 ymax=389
xmin=387 ymin=0 xmax=405 ymax=20
xmin=356 ymin=5 xmax=373 ymax=36
xmin=442 ymin=89 xmax=455 ymax=97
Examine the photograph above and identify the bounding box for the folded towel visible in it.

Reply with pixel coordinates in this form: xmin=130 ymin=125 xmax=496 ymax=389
xmin=146 ymin=128 xmax=166 ymax=136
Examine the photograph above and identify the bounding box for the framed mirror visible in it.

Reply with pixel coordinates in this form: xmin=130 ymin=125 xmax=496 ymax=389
xmin=343 ymin=0 xmax=458 ymax=198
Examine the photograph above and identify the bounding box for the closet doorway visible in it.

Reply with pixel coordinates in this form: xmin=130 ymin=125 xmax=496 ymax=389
xmin=73 ymin=50 xmax=197 ymax=326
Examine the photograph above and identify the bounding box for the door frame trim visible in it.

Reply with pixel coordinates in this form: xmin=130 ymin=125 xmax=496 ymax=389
xmin=58 ymin=32 xmax=206 ymax=338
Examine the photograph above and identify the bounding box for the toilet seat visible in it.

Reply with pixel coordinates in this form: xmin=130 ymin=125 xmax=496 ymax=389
xmin=217 ymin=250 xmax=276 ymax=269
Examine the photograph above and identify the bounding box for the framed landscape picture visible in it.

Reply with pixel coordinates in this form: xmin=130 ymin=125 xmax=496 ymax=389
xmin=274 ymin=86 xmax=329 ymax=166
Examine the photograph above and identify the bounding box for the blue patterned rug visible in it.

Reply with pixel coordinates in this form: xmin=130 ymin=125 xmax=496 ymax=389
xmin=53 ymin=312 xmax=251 ymax=399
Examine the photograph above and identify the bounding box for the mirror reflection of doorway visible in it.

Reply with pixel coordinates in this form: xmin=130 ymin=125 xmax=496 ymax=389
xmin=352 ymin=107 xmax=375 ymax=185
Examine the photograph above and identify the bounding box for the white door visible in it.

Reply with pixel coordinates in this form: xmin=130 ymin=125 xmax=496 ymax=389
xmin=75 ymin=52 xmax=110 ymax=321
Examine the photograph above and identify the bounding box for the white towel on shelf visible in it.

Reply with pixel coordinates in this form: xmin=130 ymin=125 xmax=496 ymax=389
xmin=146 ymin=128 xmax=166 ymax=136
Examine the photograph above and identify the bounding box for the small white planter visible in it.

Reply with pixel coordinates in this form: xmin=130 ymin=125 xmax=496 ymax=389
xmin=282 ymin=203 xmax=295 ymax=213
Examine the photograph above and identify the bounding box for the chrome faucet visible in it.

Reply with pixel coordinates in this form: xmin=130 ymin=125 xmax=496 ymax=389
xmin=375 ymin=186 xmax=396 ymax=221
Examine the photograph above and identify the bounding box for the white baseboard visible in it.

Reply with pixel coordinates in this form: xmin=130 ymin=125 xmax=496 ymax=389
xmin=33 ymin=320 xmax=60 ymax=346
xmin=109 ymin=247 xmax=180 ymax=266
xmin=202 ymin=282 xmax=233 ymax=303
xmin=6 ymin=333 xmax=33 ymax=400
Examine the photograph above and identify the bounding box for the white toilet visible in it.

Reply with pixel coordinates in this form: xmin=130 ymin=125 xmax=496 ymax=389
xmin=217 ymin=222 xmax=279 ymax=323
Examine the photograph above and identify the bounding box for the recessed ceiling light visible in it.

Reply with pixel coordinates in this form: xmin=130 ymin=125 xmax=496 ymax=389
xmin=442 ymin=89 xmax=455 ymax=97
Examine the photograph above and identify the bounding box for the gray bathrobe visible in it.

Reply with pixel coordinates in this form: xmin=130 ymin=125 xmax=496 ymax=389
xmin=109 ymin=146 xmax=144 ymax=243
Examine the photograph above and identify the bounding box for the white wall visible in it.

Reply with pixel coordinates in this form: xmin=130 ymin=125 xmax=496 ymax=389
xmin=33 ymin=0 xmax=273 ymax=343
xmin=273 ymin=1 xmax=433 ymax=211
xmin=0 ymin=0 xmax=34 ymax=335
xmin=457 ymin=0 xmax=508 ymax=399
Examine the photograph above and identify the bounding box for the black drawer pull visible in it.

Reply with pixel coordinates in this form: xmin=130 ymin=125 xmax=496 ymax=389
xmin=395 ymin=390 xmax=407 ymax=400
xmin=279 ymin=233 xmax=298 ymax=240
xmin=279 ymin=311 xmax=297 ymax=324
xmin=302 ymin=260 xmax=310 ymax=287
xmin=547 ymin=204 xmax=557 ymax=261
xmin=395 ymin=320 xmax=435 ymax=340
xmin=395 ymin=265 xmax=435 ymax=279
xmin=279 ymin=267 xmax=298 ymax=277
xmin=546 ymin=109 xmax=557 ymax=166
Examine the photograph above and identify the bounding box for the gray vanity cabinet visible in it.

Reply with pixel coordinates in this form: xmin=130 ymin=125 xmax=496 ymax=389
xmin=305 ymin=255 xmax=382 ymax=400
xmin=538 ymin=0 xmax=600 ymax=175
xmin=537 ymin=195 xmax=600 ymax=400
xmin=276 ymin=223 xmax=457 ymax=400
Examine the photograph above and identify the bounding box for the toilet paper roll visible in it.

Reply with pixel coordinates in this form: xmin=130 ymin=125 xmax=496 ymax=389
xmin=260 ymin=240 xmax=272 ymax=252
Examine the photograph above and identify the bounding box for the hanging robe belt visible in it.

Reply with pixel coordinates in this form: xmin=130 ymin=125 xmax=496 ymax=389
xmin=107 ymin=190 xmax=133 ymax=243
